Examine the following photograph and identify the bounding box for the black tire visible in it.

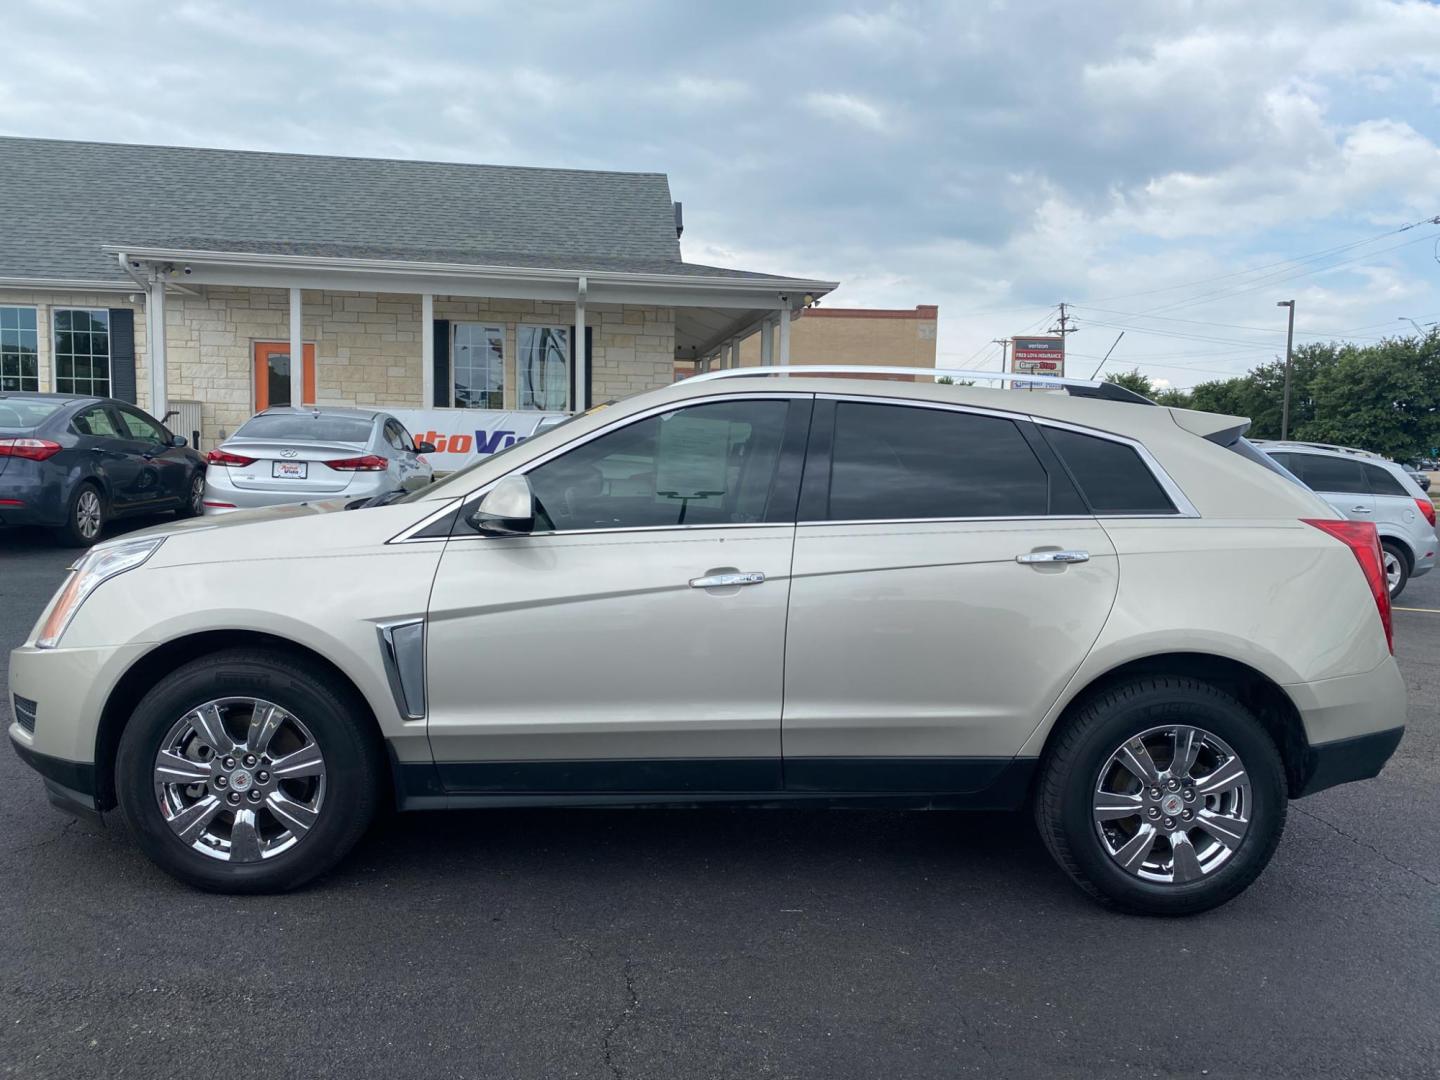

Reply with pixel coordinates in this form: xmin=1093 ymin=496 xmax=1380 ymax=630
xmin=116 ymin=648 xmax=384 ymax=893
xmin=55 ymin=480 xmax=105 ymax=547
xmin=1035 ymin=676 xmax=1287 ymax=916
xmin=1382 ymin=540 xmax=1410 ymax=601
xmin=175 ymin=470 xmax=206 ymax=518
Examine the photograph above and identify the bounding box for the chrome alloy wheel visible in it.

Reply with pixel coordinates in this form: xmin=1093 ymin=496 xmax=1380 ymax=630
xmin=1092 ymin=725 xmax=1252 ymax=884
xmin=188 ymin=474 xmax=204 ymax=514
xmin=1383 ymin=548 xmax=1403 ymax=592
xmin=76 ymin=488 xmax=102 ymax=540
xmin=152 ymin=697 xmax=327 ymax=862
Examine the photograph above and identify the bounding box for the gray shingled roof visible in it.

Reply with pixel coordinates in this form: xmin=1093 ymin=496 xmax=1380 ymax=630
xmin=0 ymin=136 xmax=767 ymax=285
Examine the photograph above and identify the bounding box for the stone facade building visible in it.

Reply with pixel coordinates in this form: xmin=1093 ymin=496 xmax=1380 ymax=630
xmin=0 ymin=137 xmax=835 ymax=446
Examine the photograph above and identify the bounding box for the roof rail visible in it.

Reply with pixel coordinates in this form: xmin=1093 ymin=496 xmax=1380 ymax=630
xmin=687 ymin=365 xmax=1156 ymax=405
xmin=1251 ymin=439 xmax=1382 ymax=459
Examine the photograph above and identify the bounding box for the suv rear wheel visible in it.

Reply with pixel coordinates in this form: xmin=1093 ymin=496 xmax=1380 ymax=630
xmin=116 ymin=649 xmax=382 ymax=893
xmin=1035 ymin=676 xmax=1287 ymax=915
xmin=1381 ymin=540 xmax=1410 ymax=600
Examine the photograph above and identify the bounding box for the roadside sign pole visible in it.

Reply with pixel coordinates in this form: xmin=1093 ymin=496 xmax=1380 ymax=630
xmin=1277 ymin=300 xmax=1295 ymax=440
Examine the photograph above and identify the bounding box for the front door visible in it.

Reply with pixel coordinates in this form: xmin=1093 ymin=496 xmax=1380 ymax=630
xmin=423 ymin=396 xmax=810 ymax=795
xmin=781 ymin=398 xmax=1120 ymax=793
xmin=254 ymin=342 xmax=316 ymax=410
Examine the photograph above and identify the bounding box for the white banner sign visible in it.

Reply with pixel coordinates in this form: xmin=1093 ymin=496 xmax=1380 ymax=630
xmin=387 ymin=407 xmax=566 ymax=472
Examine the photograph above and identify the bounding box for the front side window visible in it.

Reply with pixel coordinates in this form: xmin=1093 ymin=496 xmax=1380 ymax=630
xmin=54 ymin=309 xmax=110 ymax=397
xmin=517 ymin=325 xmax=569 ymax=411
xmin=824 ymin=402 xmax=1050 ymax=520
xmin=526 ymin=399 xmax=788 ymax=531
xmin=1044 ymin=427 xmax=1177 ymax=514
xmin=0 ymin=306 xmax=39 ymax=392
xmin=116 ymin=407 xmax=166 ymax=444
xmin=453 ymin=324 xmax=504 ymax=409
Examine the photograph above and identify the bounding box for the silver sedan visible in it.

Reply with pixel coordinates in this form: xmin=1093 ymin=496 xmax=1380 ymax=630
xmin=202 ymin=407 xmax=434 ymax=515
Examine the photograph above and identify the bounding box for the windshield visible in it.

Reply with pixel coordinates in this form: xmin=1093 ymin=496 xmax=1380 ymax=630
xmin=394 ymin=406 xmax=604 ymax=503
xmin=235 ymin=413 xmax=374 ymax=444
xmin=0 ymin=399 xmax=64 ymax=430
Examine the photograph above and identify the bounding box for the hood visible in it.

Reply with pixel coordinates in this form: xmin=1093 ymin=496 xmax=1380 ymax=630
xmin=124 ymin=497 xmax=351 ymax=540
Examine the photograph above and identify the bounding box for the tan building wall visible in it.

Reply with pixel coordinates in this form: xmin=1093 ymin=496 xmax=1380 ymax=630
xmin=734 ymin=304 xmax=938 ymax=371
xmin=1 ymin=286 xmax=678 ymax=444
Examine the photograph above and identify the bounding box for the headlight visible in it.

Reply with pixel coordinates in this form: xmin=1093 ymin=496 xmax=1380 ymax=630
xmin=35 ymin=536 xmax=166 ymax=649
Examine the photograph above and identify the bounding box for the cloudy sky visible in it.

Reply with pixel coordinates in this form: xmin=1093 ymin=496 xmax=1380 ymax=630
xmin=5 ymin=0 xmax=1440 ymax=387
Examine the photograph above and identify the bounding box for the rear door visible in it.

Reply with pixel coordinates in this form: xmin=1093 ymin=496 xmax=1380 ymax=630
xmin=1283 ymin=452 xmax=1373 ymax=520
xmin=71 ymin=404 xmax=145 ymax=508
xmin=781 ymin=398 xmax=1119 ymax=794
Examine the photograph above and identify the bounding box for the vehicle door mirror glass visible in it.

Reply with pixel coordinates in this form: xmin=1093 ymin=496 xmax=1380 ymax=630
xmin=468 ymin=474 xmax=535 ymax=534
xmin=169 ymin=433 xmax=188 ymax=448
xmin=414 ymin=441 xmax=437 ymax=455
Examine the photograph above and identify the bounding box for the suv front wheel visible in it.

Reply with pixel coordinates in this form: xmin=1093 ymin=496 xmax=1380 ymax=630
xmin=116 ymin=649 xmax=383 ymax=893
xmin=1035 ymin=676 xmax=1287 ymax=915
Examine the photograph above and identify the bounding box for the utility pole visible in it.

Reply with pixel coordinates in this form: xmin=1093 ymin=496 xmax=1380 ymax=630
xmin=1277 ymin=300 xmax=1295 ymax=440
xmin=992 ymin=338 xmax=1010 ymax=374
xmin=1049 ymin=302 xmax=1078 ymax=377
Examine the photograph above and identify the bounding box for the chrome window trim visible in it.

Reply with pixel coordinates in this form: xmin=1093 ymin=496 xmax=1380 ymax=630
xmin=815 ymin=393 xmax=1199 ymax=522
xmin=388 ymin=391 xmax=815 ymax=544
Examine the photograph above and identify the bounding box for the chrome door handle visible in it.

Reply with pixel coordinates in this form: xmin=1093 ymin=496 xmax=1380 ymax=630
xmin=1351 ymin=506 xmax=1372 ymax=514
xmin=690 ymin=571 xmax=766 ymax=589
xmin=1016 ymin=550 xmax=1090 ymax=564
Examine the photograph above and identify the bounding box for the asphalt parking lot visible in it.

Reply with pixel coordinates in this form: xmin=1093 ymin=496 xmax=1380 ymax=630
xmin=1 ymin=517 xmax=1437 ymax=1080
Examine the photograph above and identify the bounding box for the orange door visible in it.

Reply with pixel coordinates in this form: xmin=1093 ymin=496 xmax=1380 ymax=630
xmin=254 ymin=342 xmax=316 ymax=410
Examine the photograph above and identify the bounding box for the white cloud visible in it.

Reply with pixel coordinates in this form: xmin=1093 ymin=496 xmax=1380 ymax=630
xmin=802 ymin=91 xmax=889 ymax=133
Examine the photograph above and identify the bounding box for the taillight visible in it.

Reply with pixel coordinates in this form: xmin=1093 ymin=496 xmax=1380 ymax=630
xmin=0 ymin=438 xmax=62 ymax=461
xmin=207 ymin=449 xmax=257 ymax=467
xmin=1304 ymin=519 xmax=1393 ymax=654
xmin=325 ymin=454 xmax=388 ymax=472
xmin=1417 ymin=498 xmax=1436 ymax=528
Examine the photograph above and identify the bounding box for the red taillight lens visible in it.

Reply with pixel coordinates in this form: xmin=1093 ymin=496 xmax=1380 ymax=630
xmin=0 ymin=437 xmax=63 ymax=461
xmin=1304 ymin=518 xmax=1393 ymax=654
xmin=1417 ymin=498 xmax=1436 ymax=528
xmin=207 ymin=449 xmax=256 ymax=467
xmin=324 ymin=454 xmax=388 ymax=472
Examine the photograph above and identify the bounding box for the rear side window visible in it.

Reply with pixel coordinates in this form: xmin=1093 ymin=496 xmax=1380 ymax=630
xmin=824 ymin=402 xmax=1049 ymax=520
xmin=1291 ymin=453 xmax=1367 ymax=494
xmin=72 ymin=405 xmax=120 ymax=437
xmin=1364 ymin=463 xmax=1410 ymax=498
xmin=1043 ymin=427 xmax=1177 ymax=514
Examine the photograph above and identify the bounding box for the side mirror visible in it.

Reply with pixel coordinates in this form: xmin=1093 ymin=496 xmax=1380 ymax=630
xmin=414 ymin=441 xmax=437 ymax=455
xmin=467 ymin=474 xmax=535 ymax=535
xmin=170 ymin=434 xmax=188 ymax=448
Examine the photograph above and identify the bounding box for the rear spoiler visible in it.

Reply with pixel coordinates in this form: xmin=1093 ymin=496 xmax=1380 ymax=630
xmin=1169 ymin=408 xmax=1251 ymax=445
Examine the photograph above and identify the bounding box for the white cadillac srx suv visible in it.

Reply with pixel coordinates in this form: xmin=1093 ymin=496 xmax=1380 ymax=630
xmin=7 ymin=369 xmax=1406 ymax=914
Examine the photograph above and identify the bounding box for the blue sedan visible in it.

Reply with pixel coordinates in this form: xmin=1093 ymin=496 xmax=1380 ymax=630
xmin=0 ymin=393 xmax=207 ymax=546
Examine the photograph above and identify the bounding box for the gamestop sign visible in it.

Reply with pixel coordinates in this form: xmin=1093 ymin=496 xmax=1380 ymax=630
xmin=1010 ymin=336 xmax=1065 ymax=388
xmin=387 ymin=408 xmax=566 ymax=472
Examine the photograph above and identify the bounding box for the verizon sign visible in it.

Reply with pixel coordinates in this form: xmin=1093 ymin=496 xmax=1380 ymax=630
xmin=1011 ymin=336 xmax=1065 ymax=388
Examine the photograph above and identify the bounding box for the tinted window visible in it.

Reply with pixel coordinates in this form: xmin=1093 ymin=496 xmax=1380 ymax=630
xmin=527 ymin=400 xmax=788 ymax=531
xmin=384 ymin=420 xmax=414 ymax=452
xmin=73 ymin=405 xmax=120 ymax=438
xmin=1045 ymin=428 xmax=1176 ymax=514
xmin=1293 ymin=453 xmax=1367 ymax=494
xmin=236 ymin=414 xmax=374 ymax=444
xmin=825 ymin=403 xmax=1048 ymax=520
xmin=1365 ymin=463 xmax=1410 ymax=497
xmin=116 ymin=408 xmax=166 ymax=443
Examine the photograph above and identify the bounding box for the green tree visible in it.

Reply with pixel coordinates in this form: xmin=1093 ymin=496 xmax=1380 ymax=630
xmin=1103 ymin=369 xmax=1155 ymax=397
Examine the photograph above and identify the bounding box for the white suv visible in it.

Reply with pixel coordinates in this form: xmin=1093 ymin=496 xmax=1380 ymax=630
xmin=7 ymin=369 xmax=1406 ymax=914
xmin=1255 ymin=441 xmax=1437 ymax=599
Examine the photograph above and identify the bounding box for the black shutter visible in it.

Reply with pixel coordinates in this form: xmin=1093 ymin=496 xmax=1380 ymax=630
xmin=569 ymin=325 xmax=593 ymax=411
xmin=433 ymin=319 xmax=450 ymax=407
xmin=109 ymin=308 xmax=137 ymax=403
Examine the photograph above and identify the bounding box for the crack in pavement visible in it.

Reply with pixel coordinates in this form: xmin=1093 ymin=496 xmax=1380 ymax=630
xmin=1291 ymin=804 xmax=1439 ymax=888
xmin=600 ymin=958 xmax=639 ymax=1080
xmin=0 ymin=818 xmax=77 ymax=869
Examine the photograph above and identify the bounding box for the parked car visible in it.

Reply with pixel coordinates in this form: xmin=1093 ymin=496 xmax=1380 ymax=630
xmin=203 ymin=407 xmax=435 ymax=515
xmin=9 ymin=370 xmax=1406 ymax=914
xmin=1255 ymin=440 xmax=1437 ymax=599
xmin=0 ymin=392 xmax=206 ymax=545
xmin=1403 ymin=465 xmax=1431 ymax=493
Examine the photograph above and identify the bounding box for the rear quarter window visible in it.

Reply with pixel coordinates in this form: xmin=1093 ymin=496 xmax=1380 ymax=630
xmin=1042 ymin=427 xmax=1177 ymax=514
xmin=1364 ymin=463 xmax=1411 ymax=498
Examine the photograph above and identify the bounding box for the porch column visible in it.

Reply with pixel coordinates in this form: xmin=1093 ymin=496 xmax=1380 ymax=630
xmin=777 ymin=300 xmax=792 ymax=370
xmin=574 ymin=275 xmax=588 ymax=411
xmin=760 ymin=318 xmax=774 ymax=367
xmin=728 ymin=338 xmax=741 ymax=370
xmin=148 ymin=273 xmax=167 ymax=417
xmin=421 ymin=293 xmax=434 ymax=407
xmin=288 ymin=287 xmax=304 ymax=406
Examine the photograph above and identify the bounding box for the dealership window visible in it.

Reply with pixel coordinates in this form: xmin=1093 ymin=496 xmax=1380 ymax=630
xmin=517 ymin=325 xmax=569 ymax=411
xmin=824 ymin=402 xmax=1049 ymax=520
xmin=0 ymin=306 xmax=39 ymax=392
xmin=53 ymin=308 xmax=111 ymax=397
xmin=527 ymin=399 xmax=789 ymax=531
xmin=453 ymin=323 xmax=504 ymax=409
